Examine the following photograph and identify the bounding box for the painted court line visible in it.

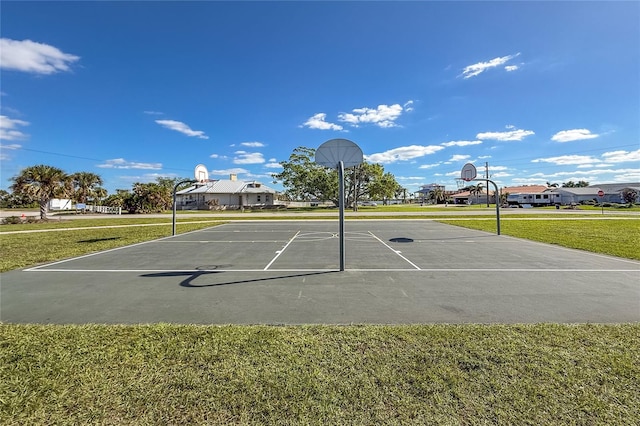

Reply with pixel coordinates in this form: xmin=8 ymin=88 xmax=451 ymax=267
xmin=263 ymin=230 xmax=301 ymax=270
xmin=23 ymin=268 xmax=639 ymax=273
xmin=368 ymin=231 xmax=421 ymax=270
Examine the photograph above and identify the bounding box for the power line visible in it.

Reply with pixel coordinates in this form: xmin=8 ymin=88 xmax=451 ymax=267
xmin=11 ymin=147 xmax=193 ymax=173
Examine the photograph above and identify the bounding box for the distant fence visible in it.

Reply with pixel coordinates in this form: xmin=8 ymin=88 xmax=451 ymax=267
xmin=85 ymin=205 xmax=122 ymax=215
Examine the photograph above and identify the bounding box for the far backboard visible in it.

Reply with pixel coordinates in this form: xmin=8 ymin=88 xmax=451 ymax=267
xmin=194 ymin=164 xmax=209 ymax=182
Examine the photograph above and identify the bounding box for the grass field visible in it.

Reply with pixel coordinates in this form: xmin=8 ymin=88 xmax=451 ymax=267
xmin=437 ymin=218 xmax=640 ymax=260
xmin=2 ymin=323 xmax=639 ymax=425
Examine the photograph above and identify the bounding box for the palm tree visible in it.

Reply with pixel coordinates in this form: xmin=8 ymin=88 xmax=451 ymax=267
xmin=10 ymin=165 xmax=70 ymax=219
xmin=475 ymin=182 xmax=485 ymax=205
xmin=71 ymin=172 xmax=104 ymax=204
xmin=427 ymin=187 xmax=445 ymax=204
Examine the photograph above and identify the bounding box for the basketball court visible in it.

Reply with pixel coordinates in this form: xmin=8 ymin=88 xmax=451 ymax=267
xmin=1 ymin=219 xmax=638 ymax=325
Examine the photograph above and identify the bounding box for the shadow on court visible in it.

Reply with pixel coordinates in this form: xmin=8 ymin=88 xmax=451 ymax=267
xmin=140 ymin=270 xmax=337 ymax=288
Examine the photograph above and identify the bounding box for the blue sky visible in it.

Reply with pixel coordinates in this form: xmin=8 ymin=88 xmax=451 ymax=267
xmin=1 ymin=1 xmax=639 ymax=195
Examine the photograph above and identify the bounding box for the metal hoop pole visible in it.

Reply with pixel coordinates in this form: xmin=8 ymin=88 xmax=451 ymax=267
xmin=173 ymin=179 xmax=197 ymax=236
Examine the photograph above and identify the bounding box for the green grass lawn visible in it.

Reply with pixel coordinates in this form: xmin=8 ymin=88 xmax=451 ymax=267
xmin=0 ymin=219 xmax=223 ymax=272
xmin=437 ymin=218 xmax=640 ymax=260
xmin=1 ymin=323 xmax=638 ymax=425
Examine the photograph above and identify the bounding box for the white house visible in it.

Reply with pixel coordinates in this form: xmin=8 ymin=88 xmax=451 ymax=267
xmin=48 ymin=198 xmax=73 ymax=210
xmin=176 ymin=174 xmax=278 ymax=210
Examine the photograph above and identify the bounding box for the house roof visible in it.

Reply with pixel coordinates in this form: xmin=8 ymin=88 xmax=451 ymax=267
xmin=550 ymin=187 xmax=601 ymax=195
xmin=177 ymin=179 xmax=276 ymax=195
xmin=501 ymin=185 xmax=548 ymax=194
xmin=590 ymin=183 xmax=640 ymax=192
xmin=450 ymin=189 xmax=494 ymax=198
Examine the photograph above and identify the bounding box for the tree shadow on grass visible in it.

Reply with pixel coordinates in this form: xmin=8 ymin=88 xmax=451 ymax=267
xmin=140 ymin=269 xmax=337 ymax=288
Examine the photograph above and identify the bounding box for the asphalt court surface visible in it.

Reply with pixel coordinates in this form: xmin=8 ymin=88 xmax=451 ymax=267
xmin=2 ymin=220 xmax=639 ymax=324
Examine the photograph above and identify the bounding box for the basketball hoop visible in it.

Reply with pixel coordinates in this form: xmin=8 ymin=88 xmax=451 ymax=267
xmin=455 ymin=178 xmax=468 ymax=190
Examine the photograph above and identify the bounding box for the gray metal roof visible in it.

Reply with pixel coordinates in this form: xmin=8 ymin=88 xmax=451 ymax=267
xmin=550 ymin=187 xmax=601 ymax=195
xmin=176 ymin=180 xmax=276 ymax=195
xmin=590 ymin=183 xmax=640 ymax=192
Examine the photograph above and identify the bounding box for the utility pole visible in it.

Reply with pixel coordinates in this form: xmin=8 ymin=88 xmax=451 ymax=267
xmin=485 ymin=162 xmax=490 ymax=207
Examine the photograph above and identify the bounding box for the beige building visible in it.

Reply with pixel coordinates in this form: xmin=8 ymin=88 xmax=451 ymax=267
xmin=176 ymin=174 xmax=278 ymax=210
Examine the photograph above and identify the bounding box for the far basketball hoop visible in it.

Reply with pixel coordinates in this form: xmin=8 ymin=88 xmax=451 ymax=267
xmin=194 ymin=164 xmax=209 ymax=183
xmin=460 ymin=162 xmax=477 ymax=182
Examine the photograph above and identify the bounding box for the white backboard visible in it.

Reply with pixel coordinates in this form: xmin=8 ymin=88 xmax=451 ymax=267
xmin=461 ymin=163 xmax=477 ymax=181
xmin=194 ymin=164 xmax=209 ymax=182
xmin=315 ymin=139 xmax=363 ymax=169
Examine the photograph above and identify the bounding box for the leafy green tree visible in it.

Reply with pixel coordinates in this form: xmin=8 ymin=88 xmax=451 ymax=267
xmin=621 ymin=189 xmax=638 ymax=204
xmin=103 ymin=189 xmax=131 ymax=208
xmin=10 ymin=165 xmax=70 ymax=219
xmin=562 ymin=180 xmax=589 ymax=188
xmin=273 ymin=146 xmax=338 ymax=203
xmin=273 ymin=146 xmax=401 ymax=207
xmin=122 ymin=177 xmax=187 ymax=213
xmin=71 ymin=172 xmax=104 ymax=204
xmin=0 ymin=190 xmax=38 ymax=208
xmin=366 ymin=166 xmax=402 ymax=206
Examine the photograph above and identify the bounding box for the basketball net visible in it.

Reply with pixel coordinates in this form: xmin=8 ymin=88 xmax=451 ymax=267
xmin=455 ymin=178 xmax=470 ymax=190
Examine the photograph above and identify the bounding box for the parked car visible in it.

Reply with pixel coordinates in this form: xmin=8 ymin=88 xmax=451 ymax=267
xmin=358 ymin=201 xmax=378 ymax=206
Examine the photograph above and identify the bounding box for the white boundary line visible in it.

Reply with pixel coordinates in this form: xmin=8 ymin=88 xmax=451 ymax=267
xmin=23 ymin=268 xmax=640 ymax=273
xmin=368 ymin=231 xmax=421 ymax=270
xmin=263 ymin=231 xmax=301 ymax=270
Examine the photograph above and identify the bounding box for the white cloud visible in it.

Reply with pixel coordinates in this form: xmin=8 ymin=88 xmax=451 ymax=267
xmin=491 ymin=172 xmax=512 ymax=178
xmin=241 ymin=141 xmax=265 ymax=148
xmin=612 ymin=170 xmax=640 ymax=181
xmin=155 ymin=119 xmax=208 ymax=139
xmin=478 ymin=155 xmax=492 ymax=159
xmin=97 ymin=158 xmax=162 ymax=169
xmin=233 ymin=151 xmax=265 ymax=164
xmin=461 ymin=53 xmax=520 ymax=79
xmin=338 ymin=104 xmax=404 ymax=128
xmin=300 ymin=113 xmax=344 ymax=131
xmin=209 ymin=153 xmax=228 ymax=160
xmin=0 ymin=115 xmax=30 ymax=140
xmin=397 ymin=176 xmax=424 ymax=180
xmin=365 ymin=145 xmax=445 ymax=164
xmin=0 ymin=143 xmax=21 ymax=160
xmin=419 ymin=163 xmax=441 ymax=169
xmin=504 ymin=65 xmax=519 ymax=72
xmin=477 ymin=127 xmax=534 ymax=141
xmin=245 ymin=172 xmax=273 ymax=180
xmin=0 ymin=38 xmax=80 ymax=74
xmin=403 ymin=100 xmax=415 ymax=112
xmin=143 ymin=111 xmax=164 ymax=116
xmin=211 ymin=168 xmax=248 ymax=175
xmin=532 ymin=155 xmax=600 ymax=166
xmin=441 ymin=140 xmax=482 ymax=147
xmin=551 ymin=129 xmax=599 ymax=142
xmin=601 ymin=149 xmax=640 ymax=163
xmin=449 ymin=154 xmax=471 ymax=162
xmin=265 ymin=162 xmax=282 ymax=169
